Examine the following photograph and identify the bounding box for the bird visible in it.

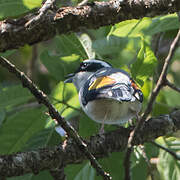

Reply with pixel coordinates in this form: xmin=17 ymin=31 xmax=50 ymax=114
xmin=65 ymin=59 xmax=143 ymax=132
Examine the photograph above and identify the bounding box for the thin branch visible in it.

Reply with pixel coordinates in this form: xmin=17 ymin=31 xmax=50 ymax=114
xmin=124 ymin=26 xmax=180 ymax=180
xmin=0 ymin=0 xmax=180 ymax=52
xmin=25 ymin=0 xmax=57 ymax=27
xmin=78 ymin=0 xmax=89 ymax=6
xmin=151 ymin=141 xmax=180 ymax=161
xmin=52 ymin=97 xmax=82 ymax=112
xmin=0 ymin=56 xmax=111 ymax=180
xmin=0 ymin=109 xmax=179 ymax=177
xmin=139 ymin=145 xmax=155 ymax=180
xmin=128 ymin=28 xmax=180 ymax=146
xmin=123 ymin=148 xmax=132 ymax=180
xmin=142 ymin=28 xmax=180 ymax=123
xmin=165 ymin=79 xmax=180 ymax=93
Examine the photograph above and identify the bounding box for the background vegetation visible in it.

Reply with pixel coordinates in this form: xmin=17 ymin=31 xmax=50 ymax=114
xmin=0 ymin=0 xmax=180 ymax=179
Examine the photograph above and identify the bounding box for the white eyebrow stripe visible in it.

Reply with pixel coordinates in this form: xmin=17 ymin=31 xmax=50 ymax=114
xmin=83 ymin=59 xmax=112 ymax=68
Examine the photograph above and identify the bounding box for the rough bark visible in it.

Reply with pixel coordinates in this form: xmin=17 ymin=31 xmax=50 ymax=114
xmin=0 ymin=0 xmax=179 ymax=52
xmin=0 ymin=109 xmax=179 ymax=177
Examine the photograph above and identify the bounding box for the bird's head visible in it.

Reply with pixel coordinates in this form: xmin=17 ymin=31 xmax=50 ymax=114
xmin=64 ymin=59 xmax=111 ymax=91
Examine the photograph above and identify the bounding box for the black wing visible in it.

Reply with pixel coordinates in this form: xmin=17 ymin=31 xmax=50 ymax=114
xmin=81 ymin=82 xmax=134 ymax=106
xmin=81 ymin=67 xmax=137 ymax=106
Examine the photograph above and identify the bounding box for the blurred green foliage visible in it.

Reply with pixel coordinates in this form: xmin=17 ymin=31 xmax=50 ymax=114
xmin=0 ymin=0 xmax=180 ymax=180
xmin=0 ymin=0 xmax=43 ymax=20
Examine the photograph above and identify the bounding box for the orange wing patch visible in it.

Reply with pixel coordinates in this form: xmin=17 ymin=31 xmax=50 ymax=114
xmin=130 ymin=79 xmax=140 ymax=90
xmin=88 ymin=76 xmax=116 ymax=90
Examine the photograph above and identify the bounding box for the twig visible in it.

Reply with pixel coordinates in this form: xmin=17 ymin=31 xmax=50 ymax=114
xmin=165 ymin=79 xmax=180 ymax=93
xmin=130 ymin=28 xmax=180 ymax=143
xmin=52 ymin=97 xmax=82 ymax=112
xmin=141 ymin=28 xmax=180 ymax=122
xmin=123 ymin=148 xmax=132 ymax=180
xmin=151 ymin=141 xmax=180 ymax=161
xmin=124 ymin=27 xmax=180 ymax=180
xmin=78 ymin=0 xmax=89 ymax=6
xmin=0 ymin=56 xmax=111 ymax=180
xmin=139 ymin=145 xmax=155 ymax=180
xmin=25 ymin=0 xmax=56 ymax=27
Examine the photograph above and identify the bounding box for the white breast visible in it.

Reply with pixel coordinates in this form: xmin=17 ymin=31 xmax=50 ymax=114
xmin=79 ymin=97 xmax=141 ymax=125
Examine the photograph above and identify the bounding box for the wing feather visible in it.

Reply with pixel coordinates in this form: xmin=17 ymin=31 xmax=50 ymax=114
xmin=81 ymin=67 xmax=135 ymax=106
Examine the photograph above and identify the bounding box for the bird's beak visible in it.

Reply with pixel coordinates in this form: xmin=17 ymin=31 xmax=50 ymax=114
xmin=64 ymin=73 xmax=75 ymax=83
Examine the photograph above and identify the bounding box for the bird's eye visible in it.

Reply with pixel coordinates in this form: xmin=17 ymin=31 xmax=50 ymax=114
xmin=81 ymin=63 xmax=88 ymax=68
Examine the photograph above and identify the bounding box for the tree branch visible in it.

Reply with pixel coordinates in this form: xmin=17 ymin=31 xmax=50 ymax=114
xmin=0 ymin=56 xmax=111 ymax=180
xmin=25 ymin=0 xmax=57 ymax=27
xmin=140 ymin=28 xmax=180 ymax=126
xmin=0 ymin=0 xmax=180 ymax=52
xmin=123 ymin=147 xmax=132 ymax=180
xmin=165 ymin=79 xmax=180 ymax=93
xmin=151 ymin=141 xmax=180 ymax=161
xmin=50 ymin=165 xmax=66 ymax=180
xmin=123 ymin=21 xmax=180 ymax=180
xmin=139 ymin=145 xmax=155 ymax=180
xmin=0 ymin=109 xmax=179 ymax=177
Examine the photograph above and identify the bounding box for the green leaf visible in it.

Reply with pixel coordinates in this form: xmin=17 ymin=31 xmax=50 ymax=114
xmin=0 ymin=84 xmax=33 ymax=109
xmin=164 ymin=89 xmax=180 ymax=107
xmin=98 ymin=152 xmax=125 ymax=180
xmin=79 ymin=114 xmax=98 ymax=137
xmin=9 ymin=171 xmax=53 ymax=180
xmin=131 ymin=37 xmax=157 ymax=86
xmin=65 ymin=152 xmax=125 ymax=180
xmin=144 ymin=142 xmax=159 ymax=159
xmin=92 ymin=36 xmax=129 ymax=56
xmin=65 ymin=161 xmax=88 ymax=180
xmin=157 ymin=137 xmax=180 ymax=180
xmin=131 ymin=147 xmax=148 ymax=179
xmin=40 ymin=51 xmax=80 ymax=81
xmin=92 ymin=35 xmax=141 ymax=70
xmin=22 ymin=127 xmax=55 ymax=151
xmin=8 ymin=173 xmax=33 ymax=180
xmin=153 ymin=90 xmax=171 ymax=116
xmin=31 ymin=170 xmax=53 ymax=180
xmin=109 ymin=14 xmax=179 ymax=38
xmin=51 ymin=81 xmax=80 ymax=120
xmin=0 ymin=50 xmax=16 ymax=57
xmin=110 ymin=17 xmax=152 ymax=37
xmin=0 ymin=108 xmax=5 ymax=127
xmin=55 ymin=34 xmax=88 ymax=59
xmin=78 ymin=33 xmax=95 ymax=59
xmin=144 ymin=14 xmax=180 ymax=35
xmin=141 ymin=80 xmax=152 ymax=99
xmin=0 ymin=0 xmax=42 ymax=20
xmin=74 ymin=162 xmax=95 ymax=180
xmin=0 ymin=107 xmax=47 ymax=154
